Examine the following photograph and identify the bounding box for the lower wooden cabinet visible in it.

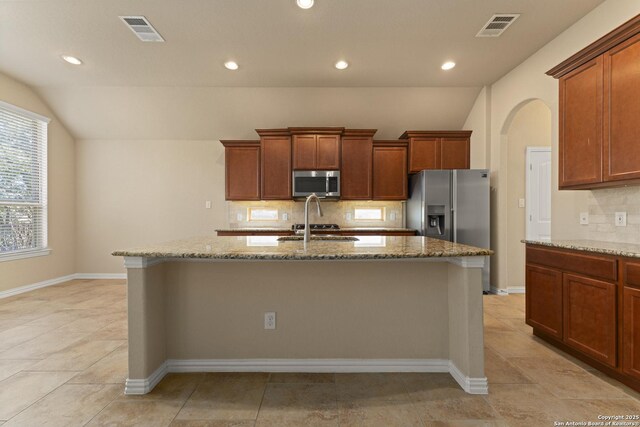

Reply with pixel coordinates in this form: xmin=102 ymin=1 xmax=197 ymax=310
xmin=563 ymin=273 xmax=617 ymax=367
xmin=526 ymin=244 xmax=640 ymax=392
xmin=623 ymin=285 xmax=640 ymax=380
xmin=525 ymin=265 xmax=563 ymax=339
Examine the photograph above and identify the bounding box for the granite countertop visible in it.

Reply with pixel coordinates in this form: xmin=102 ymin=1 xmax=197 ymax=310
xmin=113 ymin=235 xmax=492 ymax=260
xmin=214 ymin=227 xmax=417 ymax=232
xmin=523 ymin=239 xmax=640 ymax=259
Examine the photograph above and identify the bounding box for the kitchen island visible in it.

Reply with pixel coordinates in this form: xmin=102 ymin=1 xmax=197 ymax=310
xmin=113 ymin=235 xmax=491 ymax=395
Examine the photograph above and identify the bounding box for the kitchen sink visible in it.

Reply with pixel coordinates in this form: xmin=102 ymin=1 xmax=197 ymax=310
xmin=277 ymin=235 xmax=359 ymax=242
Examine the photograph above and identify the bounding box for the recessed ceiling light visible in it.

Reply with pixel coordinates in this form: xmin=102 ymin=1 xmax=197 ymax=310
xmin=224 ymin=61 xmax=239 ymax=70
xmin=296 ymin=0 xmax=314 ymax=9
xmin=61 ymin=55 xmax=82 ymax=65
xmin=441 ymin=61 xmax=456 ymax=70
xmin=335 ymin=60 xmax=349 ymax=70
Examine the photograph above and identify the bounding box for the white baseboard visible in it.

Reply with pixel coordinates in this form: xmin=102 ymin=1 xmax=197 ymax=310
xmin=167 ymin=358 xmax=451 ymax=373
xmin=0 ymin=274 xmax=78 ymax=299
xmin=449 ymin=361 xmax=488 ymax=394
xmin=124 ymin=358 xmax=488 ymax=396
xmin=75 ymin=273 xmax=127 ymax=280
xmin=489 ymin=286 xmax=525 ymax=296
xmin=125 ymin=362 xmax=168 ymax=395
xmin=0 ymin=273 xmax=126 ymax=299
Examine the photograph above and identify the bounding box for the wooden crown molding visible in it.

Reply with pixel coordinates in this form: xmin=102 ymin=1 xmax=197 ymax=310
xmin=342 ymin=129 xmax=378 ymax=138
xmin=220 ymin=140 xmax=260 ymax=147
xmin=399 ymin=130 xmax=472 ymax=139
xmin=547 ymin=13 xmax=640 ymax=79
xmin=372 ymin=140 xmax=408 ymax=147
xmin=287 ymin=127 xmax=345 ymax=135
xmin=255 ymin=128 xmax=290 ymax=137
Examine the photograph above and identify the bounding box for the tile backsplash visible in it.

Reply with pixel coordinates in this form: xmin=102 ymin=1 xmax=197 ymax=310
xmin=586 ymin=187 xmax=640 ymax=243
xmin=227 ymin=201 xmax=405 ymax=229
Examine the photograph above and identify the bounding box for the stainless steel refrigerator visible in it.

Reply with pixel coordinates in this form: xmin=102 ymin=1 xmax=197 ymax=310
xmin=407 ymin=169 xmax=491 ymax=291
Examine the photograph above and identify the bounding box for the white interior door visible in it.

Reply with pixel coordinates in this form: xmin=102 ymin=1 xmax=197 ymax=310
xmin=526 ymin=147 xmax=551 ymax=241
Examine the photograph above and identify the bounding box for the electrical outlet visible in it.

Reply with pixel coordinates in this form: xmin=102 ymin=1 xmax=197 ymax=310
xmin=390 ymin=212 xmax=396 ymax=221
xmin=579 ymin=212 xmax=589 ymax=225
xmin=264 ymin=312 xmax=276 ymax=330
xmin=236 ymin=213 xmax=243 ymax=221
xmin=615 ymin=212 xmax=627 ymax=227
xmin=282 ymin=213 xmax=288 ymax=221
xmin=346 ymin=212 xmax=352 ymax=221
xmin=518 ymin=198 xmax=525 ymax=208
xmin=205 ymin=201 xmax=211 ymax=209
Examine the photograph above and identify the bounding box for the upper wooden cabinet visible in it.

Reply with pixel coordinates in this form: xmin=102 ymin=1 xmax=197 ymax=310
xmin=604 ymin=32 xmax=640 ymax=183
xmin=341 ymin=130 xmax=376 ymax=200
xmin=548 ymin=14 xmax=640 ymax=189
xmin=220 ymin=140 xmax=260 ymax=201
xmin=256 ymin=129 xmax=292 ymax=200
xmin=291 ymin=128 xmax=342 ymax=170
xmin=399 ymin=131 xmax=471 ymax=173
xmin=372 ymin=141 xmax=408 ymax=200
xmin=558 ymin=57 xmax=603 ymax=188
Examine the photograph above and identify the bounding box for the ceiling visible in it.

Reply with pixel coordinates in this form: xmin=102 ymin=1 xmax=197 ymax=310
xmin=0 ymin=0 xmax=605 ymax=139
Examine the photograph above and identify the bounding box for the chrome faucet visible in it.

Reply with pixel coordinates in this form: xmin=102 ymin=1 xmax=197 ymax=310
xmin=303 ymin=193 xmax=324 ymax=243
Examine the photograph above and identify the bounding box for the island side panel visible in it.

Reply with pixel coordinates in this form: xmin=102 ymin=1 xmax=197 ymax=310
xmin=447 ymin=262 xmax=486 ymax=392
xmin=163 ymin=260 xmax=450 ymax=360
xmin=127 ymin=263 xmax=167 ymax=383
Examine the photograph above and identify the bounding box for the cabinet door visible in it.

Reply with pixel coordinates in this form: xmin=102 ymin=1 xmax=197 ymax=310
xmin=408 ymin=138 xmax=440 ymax=173
xmin=525 ymin=265 xmax=563 ymax=339
xmin=261 ymin=137 xmax=292 ymax=199
xmin=563 ymin=273 xmax=617 ymax=367
xmin=341 ymin=137 xmax=372 ymax=199
xmin=441 ymin=137 xmax=470 ymax=169
xmin=559 ymin=56 xmax=603 ymax=188
xmin=373 ymin=146 xmax=407 ymax=200
xmin=292 ymin=135 xmax=317 ymax=170
xmin=604 ymin=33 xmax=640 ymax=182
xmin=623 ymin=285 xmax=640 ymax=381
xmin=225 ymin=146 xmax=260 ymax=200
xmin=316 ymin=135 xmax=340 ymax=170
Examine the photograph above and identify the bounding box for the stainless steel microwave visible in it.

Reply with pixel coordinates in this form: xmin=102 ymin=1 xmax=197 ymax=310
xmin=292 ymin=170 xmax=340 ymax=198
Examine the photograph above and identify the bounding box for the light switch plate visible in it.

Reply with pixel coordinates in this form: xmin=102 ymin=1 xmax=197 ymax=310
xmin=615 ymin=212 xmax=627 ymax=227
xmin=518 ymin=198 xmax=525 ymax=208
xmin=346 ymin=212 xmax=352 ymax=221
xmin=390 ymin=212 xmax=396 ymax=221
xmin=205 ymin=201 xmax=212 ymax=209
xmin=282 ymin=213 xmax=288 ymax=221
xmin=579 ymin=212 xmax=589 ymax=225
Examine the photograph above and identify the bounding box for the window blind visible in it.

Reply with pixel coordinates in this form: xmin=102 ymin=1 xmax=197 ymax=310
xmin=0 ymin=101 xmax=49 ymax=257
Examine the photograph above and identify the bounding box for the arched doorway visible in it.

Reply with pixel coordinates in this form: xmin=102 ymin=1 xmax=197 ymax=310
xmin=495 ymin=99 xmax=552 ymax=292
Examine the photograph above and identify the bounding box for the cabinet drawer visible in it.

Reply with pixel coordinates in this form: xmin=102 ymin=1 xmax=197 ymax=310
xmin=527 ymin=246 xmax=617 ymax=281
xmin=624 ymin=261 xmax=640 ymax=289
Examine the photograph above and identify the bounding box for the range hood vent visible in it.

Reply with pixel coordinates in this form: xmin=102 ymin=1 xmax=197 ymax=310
xmin=476 ymin=14 xmax=520 ymax=37
xmin=119 ymin=16 xmax=165 ymax=42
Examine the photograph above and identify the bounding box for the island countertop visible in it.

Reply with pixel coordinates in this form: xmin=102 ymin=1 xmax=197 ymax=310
xmin=523 ymin=238 xmax=640 ymax=259
xmin=112 ymin=235 xmax=492 ymax=260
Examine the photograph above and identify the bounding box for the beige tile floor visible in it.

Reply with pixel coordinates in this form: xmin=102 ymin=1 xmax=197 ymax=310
xmin=0 ymin=279 xmax=639 ymax=426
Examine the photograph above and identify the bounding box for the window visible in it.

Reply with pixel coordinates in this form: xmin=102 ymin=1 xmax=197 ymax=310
xmin=247 ymin=207 xmax=279 ymax=221
xmin=0 ymin=101 xmax=50 ymax=261
xmin=354 ymin=207 xmax=385 ymax=221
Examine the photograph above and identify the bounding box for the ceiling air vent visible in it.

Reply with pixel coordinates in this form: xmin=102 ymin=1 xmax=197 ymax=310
xmin=476 ymin=14 xmax=520 ymax=37
xmin=119 ymin=16 xmax=165 ymax=42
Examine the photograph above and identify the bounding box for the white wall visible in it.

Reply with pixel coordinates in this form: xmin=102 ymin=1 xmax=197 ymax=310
xmin=0 ymin=72 xmax=76 ymax=292
xmin=463 ymin=0 xmax=640 ymax=290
